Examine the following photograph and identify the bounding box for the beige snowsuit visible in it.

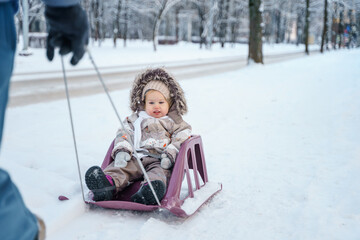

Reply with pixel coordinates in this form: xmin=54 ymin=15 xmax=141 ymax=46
xmin=104 ymin=68 xmax=191 ymax=193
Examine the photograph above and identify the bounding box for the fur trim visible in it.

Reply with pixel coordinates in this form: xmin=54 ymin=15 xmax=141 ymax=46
xmin=130 ymin=68 xmax=188 ymax=116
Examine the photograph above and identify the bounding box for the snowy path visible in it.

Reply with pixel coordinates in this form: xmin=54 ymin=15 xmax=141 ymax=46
xmin=9 ymin=45 xmax=317 ymax=107
xmin=9 ymin=55 xmax=247 ymax=107
xmin=1 ymin=48 xmax=359 ymax=239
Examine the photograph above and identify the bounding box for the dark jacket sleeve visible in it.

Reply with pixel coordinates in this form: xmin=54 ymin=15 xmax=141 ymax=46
xmin=42 ymin=0 xmax=80 ymax=6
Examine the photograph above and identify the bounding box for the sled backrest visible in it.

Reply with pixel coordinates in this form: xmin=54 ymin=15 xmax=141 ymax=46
xmin=161 ymin=135 xmax=210 ymax=216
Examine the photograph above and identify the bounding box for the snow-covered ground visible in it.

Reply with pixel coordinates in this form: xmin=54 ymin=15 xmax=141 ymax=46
xmin=1 ymin=42 xmax=360 ymax=239
xmin=12 ymin=40 xmax=318 ymax=77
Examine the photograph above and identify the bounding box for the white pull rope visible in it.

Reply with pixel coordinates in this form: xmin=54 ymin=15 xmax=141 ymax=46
xmin=60 ymin=56 xmax=86 ymax=202
xmin=86 ymin=48 xmax=161 ymax=206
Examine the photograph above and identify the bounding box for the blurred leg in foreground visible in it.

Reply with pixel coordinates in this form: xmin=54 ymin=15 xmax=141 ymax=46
xmin=0 ymin=2 xmax=45 ymax=240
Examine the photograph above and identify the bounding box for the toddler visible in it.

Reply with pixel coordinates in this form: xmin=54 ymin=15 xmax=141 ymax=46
xmin=85 ymin=68 xmax=191 ymax=205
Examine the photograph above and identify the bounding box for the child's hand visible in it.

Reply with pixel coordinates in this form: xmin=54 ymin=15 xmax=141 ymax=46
xmin=114 ymin=152 xmax=131 ymax=168
xmin=160 ymin=153 xmax=172 ymax=169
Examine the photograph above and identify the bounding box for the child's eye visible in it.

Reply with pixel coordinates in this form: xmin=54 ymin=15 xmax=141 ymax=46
xmin=149 ymin=102 xmax=154 ymax=104
xmin=159 ymin=101 xmax=164 ymax=104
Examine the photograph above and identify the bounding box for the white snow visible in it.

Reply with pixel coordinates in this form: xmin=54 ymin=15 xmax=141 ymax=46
xmin=181 ymin=182 xmax=222 ymax=216
xmin=11 ymin=40 xmax=319 ymax=81
xmin=1 ymin=41 xmax=360 ymax=240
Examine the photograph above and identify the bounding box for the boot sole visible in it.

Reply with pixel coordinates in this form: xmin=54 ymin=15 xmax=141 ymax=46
xmin=131 ymin=180 xmax=166 ymax=205
xmin=85 ymin=166 xmax=114 ymax=201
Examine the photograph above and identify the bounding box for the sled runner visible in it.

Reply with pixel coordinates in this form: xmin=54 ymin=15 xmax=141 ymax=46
xmin=85 ymin=135 xmax=222 ymax=218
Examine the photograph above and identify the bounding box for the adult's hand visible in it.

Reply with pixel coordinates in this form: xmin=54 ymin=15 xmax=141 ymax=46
xmin=45 ymin=4 xmax=89 ymax=65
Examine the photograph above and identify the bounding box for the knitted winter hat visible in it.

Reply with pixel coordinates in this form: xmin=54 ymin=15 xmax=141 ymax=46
xmin=142 ymin=80 xmax=171 ymax=102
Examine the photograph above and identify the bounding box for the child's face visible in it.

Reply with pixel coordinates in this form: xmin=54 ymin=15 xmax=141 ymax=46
xmin=145 ymin=90 xmax=169 ymax=118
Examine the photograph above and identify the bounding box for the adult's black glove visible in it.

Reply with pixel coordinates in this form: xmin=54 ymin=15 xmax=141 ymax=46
xmin=45 ymin=4 xmax=89 ymax=65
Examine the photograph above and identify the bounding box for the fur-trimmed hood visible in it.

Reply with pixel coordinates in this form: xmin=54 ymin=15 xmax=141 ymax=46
xmin=130 ymin=68 xmax=188 ymax=117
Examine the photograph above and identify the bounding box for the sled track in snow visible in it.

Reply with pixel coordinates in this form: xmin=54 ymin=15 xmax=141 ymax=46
xmin=9 ymin=50 xmax=317 ymax=107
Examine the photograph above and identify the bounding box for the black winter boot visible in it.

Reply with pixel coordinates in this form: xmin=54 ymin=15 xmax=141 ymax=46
xmin=85 ymin=166 xmax=115 ymax=201
xmin=131 ymin=180 xmax=166 ymax=205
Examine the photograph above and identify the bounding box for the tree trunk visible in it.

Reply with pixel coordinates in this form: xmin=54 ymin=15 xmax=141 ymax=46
xmin=123 ymin=0 xmax=128 ymax=47
xmin=93 ymin=0 xmax=100 ymax=42
xmin=275 ymin=10 xmax=281 ymax=43
xmin=248 ymin=0 xmax=263 ymax=64
xmin=187 ymin=15 xmax=192 ymax=42
xmin=228 ymin=0 xmax=237 ymax=46
xmin=99 ymin=1 xmax=104 ymax=46
xmin=206 ymin=0 xmax=216 ymax=49
xmin=338 ymin=12 xmax=344 ymax=48
xmin=320 ymin=0 xmax=328 ymax=53
xmin=113 ymin=0 xmax=122 ymax=48
xmin=175 ymin=7 xmax=180 ymax=43
xmin=152 ymin=0 xmax=168 ymax=52
xmin=296 ymin=12 xmax=303 ymax=46
xmin=22 ymin=0 xmax=29 ymax=52
xmin=304 ymin=0 xmax=310 ymax=55
xmin=152 ymin=14 xmax=161 ymax=51
xmin=195 ymin=5 xmax=206 ymax=49
xmin=218 ymin=0 xmax=229 ymax=48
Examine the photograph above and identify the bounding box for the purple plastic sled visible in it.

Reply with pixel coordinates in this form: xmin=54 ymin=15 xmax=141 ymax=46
xmin=85 ymin=135 xmax=222 ymax=218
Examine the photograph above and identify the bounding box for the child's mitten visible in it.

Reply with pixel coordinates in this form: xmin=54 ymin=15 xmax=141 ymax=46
xmin=160 ymin=153 xmax=173 ymax=169
xmin=114 ymin=152 xmax=131 ymax=168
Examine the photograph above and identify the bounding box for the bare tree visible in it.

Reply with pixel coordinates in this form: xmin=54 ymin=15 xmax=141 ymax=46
xmin=248 ymin=0 xmax=263 ymax=64
xmin=295 ymin=0 xmax=305 ymax=46
xmin=304 ymin=0 xmax=310 ymax=54
xmin=189 ymin=0 xmax=208 ymax=48
xmin=123 ymin=0 xmax=129 ymax=47
xmin=92 ymin=0 xmax=100 ymax=42
xmin=229 ymin=0 xmax=248 ymax=45
xmin=218 ymin=0 xmax=230 ymax=47
xmin=113 ymin=0 xmax=122 ymax=47
xmin=151 ymin=0 xmax=182 ymax=51
xmin=193 ymin=1 xmax=207 ymax=48
xmin=199 ymin=0 xmax=218 ymax=49
xmin=130 ymin=0 xmax=182 ymax=51
xmin=174 ymin=1 xmax=207 ymax=48
xmin=17 ymin=0 xmax=44 ymax=41
xmin=320 ymin=0 xmax=328 ymax=52
xmin=15 ymin=0 xmax=360 ymax=52
xmin=152 ymin=0 xmax=168 ymax=51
